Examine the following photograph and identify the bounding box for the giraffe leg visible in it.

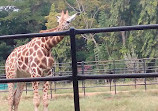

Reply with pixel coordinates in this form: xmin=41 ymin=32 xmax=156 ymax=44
xmin=32 ymin=81 xmax=40 ymax=111
xmin=43 ymin=81 xmax=49 ymax=111
xmin=7 ymin=70 xmax=16 ymax=111
xmin=8 ymin=83 xmax=14 ymax=111
xmin=13 ymin=82 xmax=25 ymax=111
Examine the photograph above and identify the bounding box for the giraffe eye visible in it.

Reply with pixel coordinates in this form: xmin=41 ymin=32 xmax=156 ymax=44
xmin=66 ymin=21 xmax=70 ymax=24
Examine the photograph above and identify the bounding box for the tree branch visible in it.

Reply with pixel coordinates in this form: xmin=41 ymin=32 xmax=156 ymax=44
xmin=64 ymin=0 xmax=77 ymax=12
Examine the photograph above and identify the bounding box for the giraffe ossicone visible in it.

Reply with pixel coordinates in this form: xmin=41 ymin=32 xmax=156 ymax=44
xmin=5 ymin=10 xmax=79 ymax=111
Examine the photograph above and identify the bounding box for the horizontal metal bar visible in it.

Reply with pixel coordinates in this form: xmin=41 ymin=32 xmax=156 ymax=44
xmin=0 ymin=76 xmax=6 ymax=79
xmin=77 ymin=73 xmax=158 ymax=80
xmin=0 ymin=76 xmax=73 ymax=83
xmin=1 ymin=24 xmax=158 ymax=40
xmin=76 ymin=24 xmax=158 ymax=34
xmin=0 ymin=30 xmax=70 ymax=39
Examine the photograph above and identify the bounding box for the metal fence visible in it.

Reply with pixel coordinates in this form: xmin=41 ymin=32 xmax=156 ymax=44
xmin=0 ymin=58 xmax=156 ymax=94
xmin=1 ymin=24 xmax=158 ymax=111
xmin=1 ymin=58 xmax=158 ymax=95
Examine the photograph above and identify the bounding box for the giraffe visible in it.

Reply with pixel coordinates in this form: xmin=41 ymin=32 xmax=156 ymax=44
xmin=5 ymin=10 xmax=79 ymax=111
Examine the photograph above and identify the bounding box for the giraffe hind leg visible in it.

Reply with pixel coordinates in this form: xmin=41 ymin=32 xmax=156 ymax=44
xmin=13 ymin=82 xmax=25 ymax=111
xmin=8 ymin=83 xmax=15 ymax=111
xmin=8 ymin=82 xmax=25 ymax=111
xmin=7 ymin=71 xmax=17 ymax=111
xmin=6 ymin=70 xmax=24 ymax=111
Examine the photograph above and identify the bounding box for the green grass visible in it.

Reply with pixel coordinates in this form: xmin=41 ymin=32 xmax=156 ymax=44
xmin=1 ymin=81 xmax=158 ymax=111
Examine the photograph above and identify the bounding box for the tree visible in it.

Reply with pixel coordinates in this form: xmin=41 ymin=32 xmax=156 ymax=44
xmin=0 ymin=0 xmax=52 ymax=62
xmin=138 ymin=0 xmax=158 ymax=58
xmin=65 ymin=0 xmax=103 ymax=61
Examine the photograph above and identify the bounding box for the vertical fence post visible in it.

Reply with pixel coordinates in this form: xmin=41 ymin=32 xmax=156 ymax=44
xmin=81 ymin=61 xmax=86 ymax=97
xmin=109 ymin=62 xmax=112 ymax=91
xmin=53 ymin=66 xmax=57 ymax=94
xmin=70 ymin=27 xmax=80 ymax=111
xmin=50 ymin=67 xmax=55 ymax=99
xmin=134 ymin=62 xmax=137 ymax=89
xmin=110 ymin=80 xmax=112 ymax=91
xmin=113 ymin=60 xmax=117 ymax=94
xmin=25 ymin=83 xmax=28 ymax=95
xmin=143 ymin=59 xmax=147 ymax=91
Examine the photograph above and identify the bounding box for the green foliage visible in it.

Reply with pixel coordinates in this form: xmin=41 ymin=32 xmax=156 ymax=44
xmin=0 ymin=0 xmax=51 ymax=61
xmin=52 ymin=37 xmax=71 ymax=63
xmin=0 ymin=42 xmax=12 ymax=62
xmin=45 ymin=4 xmax=58 ymax=29
xmin=14 ymin=38 xmax=30 ymax=47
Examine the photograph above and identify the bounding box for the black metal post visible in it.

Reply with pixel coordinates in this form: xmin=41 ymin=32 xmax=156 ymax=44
xmin=134 ymin=62 xmax=137 ymax=89
xmin=25 ymin=83 xmax=28 ymax=95
xmin=113 ymin=60 xmax=117 ymax=94
xmin=109 ymin=63 xmax=112 ymax=92
xmin=70 ymin=27 xmax=80 ymax=111
xmin=51 ymin=67 xmax=55 ymax=98
xmin=53 ymin=67 xmax=57 ymax=94
xmin=110 ymin=80 xmax=112 ymax=92
xmin=143 ymin=59 xmax=147 ymax=91
xmin=81 ymin=61 xmax=86 ymax=97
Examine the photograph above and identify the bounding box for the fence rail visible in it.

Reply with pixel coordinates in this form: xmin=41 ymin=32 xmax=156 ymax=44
xmin=1 ymin=24 xmax=158 ymax=111
xmin=1 ymin=57 xmax=158 ymax=77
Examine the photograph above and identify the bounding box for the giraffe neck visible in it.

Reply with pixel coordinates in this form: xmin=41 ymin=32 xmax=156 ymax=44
xmin=33 ymin=25 xmax=65 ymax=51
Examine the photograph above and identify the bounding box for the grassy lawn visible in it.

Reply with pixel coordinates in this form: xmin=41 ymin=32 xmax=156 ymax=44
xmin=1 ymin=81 xmax=158 ymax=111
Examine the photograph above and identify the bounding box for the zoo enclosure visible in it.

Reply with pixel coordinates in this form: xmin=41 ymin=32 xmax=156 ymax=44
xmin=1 ymin=58 xmax=158 ymax=95
xmin=1 ymin=24 xmax=158 ymax=111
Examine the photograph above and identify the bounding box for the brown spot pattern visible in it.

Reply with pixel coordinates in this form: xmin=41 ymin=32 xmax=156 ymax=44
xmin=34 ymin=45 xmax=39 ymax=50
xmin=34 ymin=58 xmax=40 ymax=64
xmin=41 ymin=38 xmax=45 ymax=42
xmin=22 ymin=64 xmax=27 ymax=70
xmin=22 ymin=49 xmax=27 ymax=55
xmin=41 ymin=58 xmax=47 ymax=65
xmin=30 ymin=48 xmax=33 ymax=55
xmin=36 ymin=41 xmax=40 ymax=46
xmin=37 ymin=50 xmax=43 ymax=58
xmin=39 ymin=63 xmax=47 ymax=69
xmin=25 ymin=57 xmax=28 ymax=65
xmin=31 ymin=63 xmax=36 ymax=68
xmin=48 ymin=58 xmax=54 ymax=67
xmin=33 ymin=52 xmax=36 ymax=56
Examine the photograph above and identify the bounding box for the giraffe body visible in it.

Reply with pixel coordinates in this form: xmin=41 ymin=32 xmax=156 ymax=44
xmin=6 ymin=35 xmax=56 ymax=111
xmin=5 ymin=11 xmax=79 ymax=111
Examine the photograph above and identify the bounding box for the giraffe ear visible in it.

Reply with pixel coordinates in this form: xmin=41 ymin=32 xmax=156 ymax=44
xmin=61 ymin=10 xmax=64 ymax=16
xmin=66 ymin=10 xmax=69 ymax=16
xmin=67 ymin=13 xmax=78 ymax=22
xmin=56 ymin=16 xmax=60 ymax=19
xmin=56 ymin=16 xmax=60 ymax=22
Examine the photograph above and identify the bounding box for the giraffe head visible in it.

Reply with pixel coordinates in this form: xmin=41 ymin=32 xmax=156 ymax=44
xmin=56 ymin=10 xmax=79 ymax=29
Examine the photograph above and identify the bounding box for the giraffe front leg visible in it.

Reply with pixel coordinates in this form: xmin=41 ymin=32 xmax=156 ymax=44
xmin=14 ymin=82 xmax=25 ymax=111
xmin=32 ymin=82 xmax=40 ymax=111
xmin=43 ymin=81 xmax=49 ymax=111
